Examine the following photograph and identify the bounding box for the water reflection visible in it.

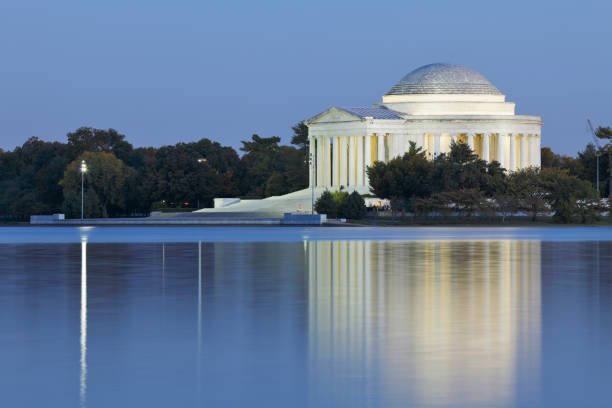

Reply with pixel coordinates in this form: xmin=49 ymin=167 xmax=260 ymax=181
xmin=2 ymin=236 xmax=611 ymax=407
xmin=307 ymin=240 xmax=542 ymax=407
xmin=80 ymin=235 xmax=87 ymax=407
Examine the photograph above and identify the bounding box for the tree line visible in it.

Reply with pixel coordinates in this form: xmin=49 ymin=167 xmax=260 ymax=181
xmin=0 ymin=122 xmax=610 ymax=222
xmin=367 ymin=133 xmax=611 ymax=223
xmin=0 ymin=124 xmax=309 ymax=220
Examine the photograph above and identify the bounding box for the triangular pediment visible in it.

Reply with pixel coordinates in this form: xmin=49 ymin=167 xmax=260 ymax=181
xmin=306 ymin=107 xmax=363 ymax=124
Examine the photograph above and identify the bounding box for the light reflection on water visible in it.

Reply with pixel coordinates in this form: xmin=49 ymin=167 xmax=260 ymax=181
xmin=0 ymin=236 xmax=610 ymax=407
xmin=307 ymin=241 xmax=541 ymax=407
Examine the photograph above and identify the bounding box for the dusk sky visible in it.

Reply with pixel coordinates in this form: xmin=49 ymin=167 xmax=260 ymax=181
xmin=1 ymin=0 xmax=610 ymax=155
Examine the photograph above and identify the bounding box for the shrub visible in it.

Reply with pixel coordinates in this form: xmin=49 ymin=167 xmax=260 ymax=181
xmin=331 ymin=191 xmax=349 ymax=218
xmin=344 ymin=191 xmax=367 ymax=219
xmin=314 ymin=190 xmax=337 ymax=217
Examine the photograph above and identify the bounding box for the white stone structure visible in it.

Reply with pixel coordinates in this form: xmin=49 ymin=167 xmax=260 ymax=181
xmin=306 ymin=63 xmax=543 ymax=192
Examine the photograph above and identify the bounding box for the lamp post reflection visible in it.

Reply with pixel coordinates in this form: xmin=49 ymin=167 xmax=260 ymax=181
xmin=197 ymin=241 xmax=203 ymax=404
xmin=80 ymin=235 xmax=88 ymax=407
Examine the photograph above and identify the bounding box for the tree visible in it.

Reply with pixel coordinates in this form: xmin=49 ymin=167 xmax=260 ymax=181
xmin=144 ymin=139 xmax=242 ymax=209
xmin=595 ymin=126 xmax=612 ymax=197
xmin=494 ymin=192 xmax=519 ymax=223
xmin=291 ymin=121 xmax=309 ymax=151
xmin=344 ymin=191 xmax=366 ymax=219
xmin=367 ymin=142 xmax=432 ymax=216
xmin=0 ymin=137 xmax=71 ymax=220
xmin=540 ymin=147 xmax=556 ymax=168
xmin=60 ymin=152 xmax=136 ymax=218
xmin=265 ymin=172 xmax=287 ymax=196
xmin=241 ymin=134 xmax=307 ymax=197
xmin=415 ymin=189 xmax=492 ymax=219
xmin=314 ymin=190 xmax=337 ymax=217
xmin=331 ymin=191 xmax=349 ymax=218
xmin=430 ymin=142 xmax=504 ymax=196
xmin=67 ymin=127 xmax=137 ymax=166
xmin=540 ymin=167 xmax=599 ymax=223
xmin=507 ymin=168 xmax=548 ymax=222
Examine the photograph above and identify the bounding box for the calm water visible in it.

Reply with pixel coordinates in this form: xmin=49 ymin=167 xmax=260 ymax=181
xmin=1 ymin=227 xmax=611 ymax=407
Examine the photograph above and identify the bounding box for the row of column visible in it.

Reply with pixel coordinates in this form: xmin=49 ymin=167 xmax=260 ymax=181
xmin=427 ymin=133 xmax=541 ymax=171
xmin=310 ymin=134 xmax=388 ymax=188
xmin=309 ymin=133 xmax=542 ymax=187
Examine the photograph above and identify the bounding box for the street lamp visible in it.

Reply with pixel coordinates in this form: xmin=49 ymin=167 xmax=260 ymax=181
xmin=596 ymin=150 xmax=601 ymax=193
xmin=196 ymin=158 xmax=207 ymax=209
xmin=80 ymin=160 xmax=88 ymax=220
xmin=309 ymin=152 xmax=314 ymax=214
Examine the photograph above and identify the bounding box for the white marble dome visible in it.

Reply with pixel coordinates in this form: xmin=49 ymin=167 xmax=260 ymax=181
xmin=386 ymin=63 xmax=501 ymax=95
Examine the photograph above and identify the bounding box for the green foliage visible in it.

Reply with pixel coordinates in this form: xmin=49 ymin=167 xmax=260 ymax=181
xmin=0 ymin=137 xmax=71 ymax=220
xmin=290 ymin=121 xmax=309 ymax=151
xmin=1 ymin=122 xmax=609 ymax=223
xmin=414 ymin=189 xmax=492 ymax=219
xmin=313 ymin=190 xmax=366 ymax=219
xmin=67 ymin=127 xmax=139 ymax=167
xmin=145 ymin=138 xmax=242 ymax=209
xmin=344 ymin=191 xmax=366 ymax=219
xmin=240 ymin=135 xmax=307 ymax=197
xmin=333 ymin=191 xmax=349 ymax=217
xmin=61 ymin=151 xmax=137 ymax=218
xmin=314 ymin=190 xmax=337 ymax=217
xmin=431 ymin=142 xmax=505 ymax=195
xmin=595 ymin=126 xmax=612 ymax=140
xmin=506 ymin=168 xmax=548 ymax=221
xmin=539 ymin=168 xmax=599 ymax=223
xmin=265 ymin=172 xmax=287 ymax=196
xmin=367 ymin=142 xmax=432 ymax=214
xmin=62 ymin=190 xmax=102 ymax=219
xmin=368 ymin=141 xmax=506 ymax=215
xmin=541 ymin=142 xmax=610 ymax=197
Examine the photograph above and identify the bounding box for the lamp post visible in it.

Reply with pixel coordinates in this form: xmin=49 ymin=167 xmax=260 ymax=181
xmin=80 ymin=160 xmax=88 ymax=220
xmin=197 ymin=158 xmax=207 ymax=209
xmin=596 ymin=151 xmax=601 ymax=193
xmin=309 ymin=152 xmax=314 ymax=214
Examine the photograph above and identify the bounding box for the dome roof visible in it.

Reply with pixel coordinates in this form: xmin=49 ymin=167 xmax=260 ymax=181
xmin=385 ymin=63 xmax=501 ymax=95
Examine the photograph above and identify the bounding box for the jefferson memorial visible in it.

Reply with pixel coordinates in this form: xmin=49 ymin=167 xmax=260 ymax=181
xmin=306 ymin=63 xmax=543 ymax=193
xmin=197 ymin=63 xmax=543 ymax=215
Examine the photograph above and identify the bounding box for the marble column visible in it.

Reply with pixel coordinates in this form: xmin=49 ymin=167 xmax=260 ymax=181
xmin=468 ymin=133 xmax=475 ymax=152
xmin=520 ymin=134 xmax=527 ymax=169
xmin=497 ymin=134 xmax=504 ymax=168
xmin=483 ymin=133 xmax=490 ymax=162
xmin=357 ymin=135 xmax=364 ymax=186
xmin=531 ymin=134 xmax=538 ymax=167
xmin=378 ymin=133 xmax=385 ymax=162
xmin=434 ymin=133 xmax=441 ymax=157
xmin=322 ymin=136 xmax=329 ymax=186
xmin=318 ymin=136 xmax=324 ymax=187
xmin=451 ymin=133 xmax=458 ymax=146
xmin=509 ymin=134 xmax=516 ymax=171
xmin=333 ymin=136 xmax=340 ymax=186
xmin=528 ymin=134 xmax=534 ymax=166
xmin=340 ymin=136 xmax=347 ymax=187
xmin=349 ymin=136 xmax=356 ymax=186
xmin=315 ymin=136 xmax=322 ymax=186
xmin=364 ymin=134 xmax=371 ymax=187
xmin=535 ymin=135 xmax=541 ymax=167
xmin=417 ymin=134 xmax=425 ymax=157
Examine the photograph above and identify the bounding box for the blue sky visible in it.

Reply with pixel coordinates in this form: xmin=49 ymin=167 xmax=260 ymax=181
xmin=0 ymin=0 xmax=610 ymax=155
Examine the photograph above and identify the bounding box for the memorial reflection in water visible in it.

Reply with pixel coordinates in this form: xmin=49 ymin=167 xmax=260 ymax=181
xmin=306 ymin=240 xmax=541 ymax=407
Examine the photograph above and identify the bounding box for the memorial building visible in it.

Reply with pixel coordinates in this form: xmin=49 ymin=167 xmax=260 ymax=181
xmin=306 ymin=63 xmax=543 ymax=193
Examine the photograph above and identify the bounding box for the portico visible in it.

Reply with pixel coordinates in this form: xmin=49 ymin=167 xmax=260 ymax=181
xmin=306 ymin=63 xmax=543 ymax=192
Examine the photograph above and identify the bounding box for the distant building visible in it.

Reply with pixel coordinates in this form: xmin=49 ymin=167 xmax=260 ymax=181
xmin=306 ymin=63 xmax=543 ymax=192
